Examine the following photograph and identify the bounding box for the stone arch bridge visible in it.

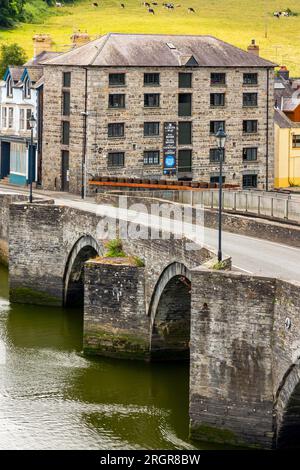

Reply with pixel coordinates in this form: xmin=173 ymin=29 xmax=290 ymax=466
xmin=5 ymin=199 xmax=300 ymax=449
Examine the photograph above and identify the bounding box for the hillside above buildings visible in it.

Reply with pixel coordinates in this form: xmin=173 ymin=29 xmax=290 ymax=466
xmin=0 ymin=0 xmax=300 ymax=74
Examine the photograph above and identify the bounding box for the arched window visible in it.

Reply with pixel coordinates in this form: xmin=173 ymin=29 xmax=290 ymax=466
xmin=6 ymin=76 xmax=12 ymax=97
xmin=24 ymin=77 xmax=31 ymax=99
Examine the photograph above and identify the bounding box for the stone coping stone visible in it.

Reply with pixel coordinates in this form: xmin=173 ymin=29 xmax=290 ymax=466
xmin=87 ymin=256 xmax=140 ymax=266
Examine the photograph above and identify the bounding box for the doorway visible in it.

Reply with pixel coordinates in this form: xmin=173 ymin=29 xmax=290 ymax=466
xmin=0 ymin=142 xmax=11 ymax=179
xmin=61 ymin=150 xmax=69 ymax=192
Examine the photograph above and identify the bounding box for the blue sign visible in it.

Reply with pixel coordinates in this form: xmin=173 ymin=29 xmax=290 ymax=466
xmin=164 ymin=154 xmax=176 ymax=168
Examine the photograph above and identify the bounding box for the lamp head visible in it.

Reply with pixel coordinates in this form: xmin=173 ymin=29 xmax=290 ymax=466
xmin=28 ymin=113 xmax=36 ymax=129
xmin=215 ymin=127 xmax=227 ymax=149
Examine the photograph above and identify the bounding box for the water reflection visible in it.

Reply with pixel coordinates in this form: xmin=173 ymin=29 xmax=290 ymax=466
xmin=0 ymin=264 xmax=223 ymax=450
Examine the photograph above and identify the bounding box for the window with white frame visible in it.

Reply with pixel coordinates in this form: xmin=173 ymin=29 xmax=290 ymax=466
xmin=8 ymin=107 xmax=14 ymax=129
xmin=6 ymin=76 xmax=12 ymax=98
xmin=26 ymin=109 xmax=32 ymax=130
xmin=20 ymin=109 xmax=25 ymax=130
xmin=10 ymin=142 xmax=27 ymax=175
xmin=24 ymin=77 xmax=31 ymax=99
xmin=20 ymin=109 xmax=32 ymax=131
xmin=1 ymin=107 xmax=7 ymax=128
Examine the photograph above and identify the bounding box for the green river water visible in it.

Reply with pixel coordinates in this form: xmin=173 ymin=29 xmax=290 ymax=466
xmin=0 ymin=264 xmax=225 ymax=450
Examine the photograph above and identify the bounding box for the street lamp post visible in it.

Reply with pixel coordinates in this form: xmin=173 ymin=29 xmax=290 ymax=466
xmin=28 ymin=113 xmax=37 ymax=203
xmin=215 ymin=127 xmax=227 ymax=263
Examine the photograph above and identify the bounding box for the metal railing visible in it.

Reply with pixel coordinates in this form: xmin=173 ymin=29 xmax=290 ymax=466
xmin=176 ymin=190 xmax=300 ymax=224
xmin=122 ymin=189 xmax=300 ymax=225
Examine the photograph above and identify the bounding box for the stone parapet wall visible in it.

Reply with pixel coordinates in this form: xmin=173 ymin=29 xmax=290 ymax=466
xmin=96 ymin=192 xmax=300 ymax=248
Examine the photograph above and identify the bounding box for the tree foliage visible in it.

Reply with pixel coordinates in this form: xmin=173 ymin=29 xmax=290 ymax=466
xmin=0 ymin=43 xmax=27 ymax=77
xmin=0 ymin=0 xmax=26 ymax=27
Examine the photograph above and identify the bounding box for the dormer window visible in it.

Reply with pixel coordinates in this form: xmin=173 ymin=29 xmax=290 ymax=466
xmin=6 ymin=76 xmax=12 ymax=98
xmin=24 ymin=77 xmax=31 ymax=99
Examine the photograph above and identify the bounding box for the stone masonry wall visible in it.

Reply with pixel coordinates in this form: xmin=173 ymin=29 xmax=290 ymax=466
xmin=42 ymin=65 xmax=274 ymax=193
xmin=190 ymin=269 xmax=276 ymax=448
xmin=272 ymin=280 xmax=300 ymax=446
xmin=84 ymin=260 xmax=148 ymax=359
xmin=9 ymin=203 xmax=66 ymax=305
xmin=190 ymin=269 xmax=300 ymax=449
xmin=0 ymin=194 xmax=28 ymax=266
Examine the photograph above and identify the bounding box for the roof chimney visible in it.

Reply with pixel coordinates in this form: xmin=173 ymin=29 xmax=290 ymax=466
xmin=247 ymin=39 xmax=259 ymax=56
xmin=71 ymin=31 xmax=90 ymax=47
xmin=278 ymin=65 xmax=290 ymax=80
xmin=33 ymin=34 xmax=53 ymax=58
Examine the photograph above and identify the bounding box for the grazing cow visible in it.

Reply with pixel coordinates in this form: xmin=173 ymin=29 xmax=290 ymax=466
xmin=188 ymin=7 xmax=195 ymax=13
xmin=92 ymin=2 xmax=98 ymax=6
xmin=121 ymin=3 xmax=125 ymax=7
xmin=56 ymin=2 xmax=63 ymax=6
xmin=148 ymin=8 xmax=155 ymax=13
xmin=152 ymin=2 xmax=158 ymax=4
xmin=145 ymin=1 xmax=150 ymax=6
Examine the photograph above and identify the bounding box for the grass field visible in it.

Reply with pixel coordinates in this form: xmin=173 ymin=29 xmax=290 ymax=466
xmin=0 ymin=0 xmax=300 ymax=74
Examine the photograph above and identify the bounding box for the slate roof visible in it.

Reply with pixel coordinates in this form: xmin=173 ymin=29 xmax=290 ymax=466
xmin=24 ymin=51 xmax=62 ymax=67
xmin=26 ymin=67 xmax=44 ymax=83
xmin=42 ymin=33 xmax=276 ymax=67
xmin=9 ymin=67 xmax=24 ymax=83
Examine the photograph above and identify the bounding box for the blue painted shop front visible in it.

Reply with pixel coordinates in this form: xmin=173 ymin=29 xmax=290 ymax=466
xmin=0 ymin=139 xmax=36 ymax=186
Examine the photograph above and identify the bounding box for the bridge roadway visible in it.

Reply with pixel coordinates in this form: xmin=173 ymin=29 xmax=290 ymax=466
xmin=1 ymin=187 xmax=300 ymax=282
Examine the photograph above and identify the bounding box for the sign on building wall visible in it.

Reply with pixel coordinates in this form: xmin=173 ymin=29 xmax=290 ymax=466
xmin=163 ymin=122 xmax=176 ymax=175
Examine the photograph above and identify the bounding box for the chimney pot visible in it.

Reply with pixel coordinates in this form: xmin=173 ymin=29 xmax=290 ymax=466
xmin=32 ymin=34 xmax=53 ymax=58
xmin=247 ymin=39 xmax=260 ymax=56
xmin=71 ymin=31 xmax=90 ymax=47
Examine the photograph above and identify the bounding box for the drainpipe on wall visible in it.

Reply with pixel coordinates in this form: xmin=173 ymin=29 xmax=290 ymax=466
xmin=288 ymin=130 xmax=293 ymax=186
xmin=81 ymin=67 xmax=88 ymax=199
xmin=266 ymin=68 xmax=270 ymax=191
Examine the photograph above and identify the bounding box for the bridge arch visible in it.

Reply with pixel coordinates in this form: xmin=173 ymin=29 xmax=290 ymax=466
xmin=276 ymin=360 xmax=300 ymax=448
xmin=149 ymin=262 xmax=191 ymax=360
xmin=63 ymin=235 xmax=102 ymax=307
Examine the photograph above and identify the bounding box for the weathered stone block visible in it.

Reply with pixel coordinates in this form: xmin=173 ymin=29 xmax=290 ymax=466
xmin=83 ymin=258 xmax=149 ymax=359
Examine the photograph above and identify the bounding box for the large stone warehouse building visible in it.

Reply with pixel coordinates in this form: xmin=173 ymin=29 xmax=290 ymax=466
xmin=41 ymin=33 xmax=275 ymax=194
